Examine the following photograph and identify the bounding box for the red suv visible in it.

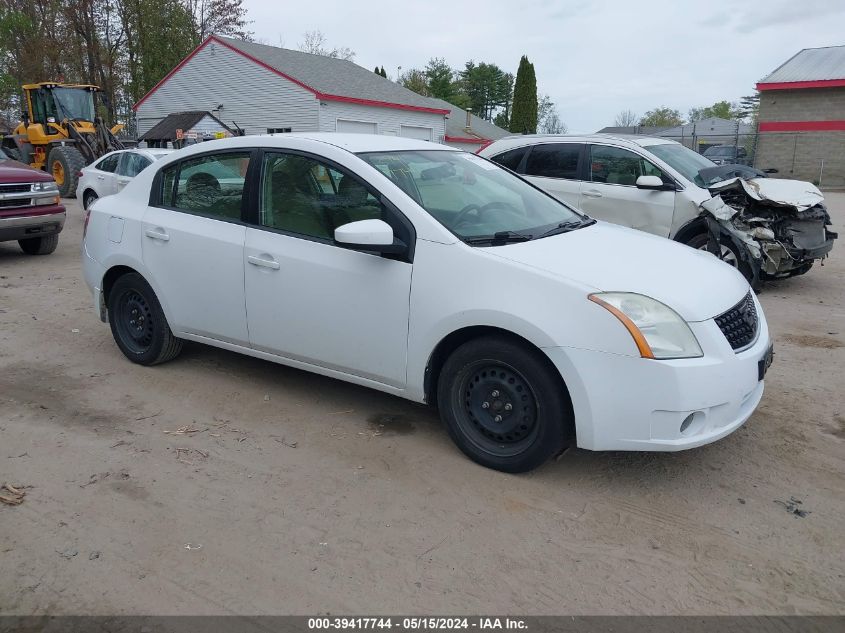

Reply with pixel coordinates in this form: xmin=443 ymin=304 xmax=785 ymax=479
xmin=0 ymin=147 xmax=65 ymax=255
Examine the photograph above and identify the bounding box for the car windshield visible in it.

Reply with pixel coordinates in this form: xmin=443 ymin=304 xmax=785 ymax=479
xmin=52 ymin=87 xmax=95 ymax=121
xmin=644 ymin=143 xmax=716 ymax=187
xmin=358 ymin=150 xmax=585 ymax=242
xmin=704 ymin=146 xmax=734 ymax=157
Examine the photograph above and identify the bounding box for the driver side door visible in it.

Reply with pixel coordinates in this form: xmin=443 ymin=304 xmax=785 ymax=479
xmin=244 ymin=151 xmax=413 ymax=386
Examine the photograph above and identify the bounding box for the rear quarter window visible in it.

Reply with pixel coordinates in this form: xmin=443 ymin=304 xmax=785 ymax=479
xmin=490 ymin=146 xmax=529 ymax=172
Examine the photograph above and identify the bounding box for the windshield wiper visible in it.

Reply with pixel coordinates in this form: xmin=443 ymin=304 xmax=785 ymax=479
xmin=535 ymin=217 xmax=595 ymax=239
xmin=464 ymin=230 xmax=533 ymax=245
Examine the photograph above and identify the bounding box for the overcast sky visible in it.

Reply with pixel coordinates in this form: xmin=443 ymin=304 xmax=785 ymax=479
xmin=243 ymin=0 xmax=845 ymax=132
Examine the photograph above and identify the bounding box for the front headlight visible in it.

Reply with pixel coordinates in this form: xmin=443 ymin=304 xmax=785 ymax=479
xmin=589 ymin=292 xmax=703 ymax=359
xmin=32 ymin=182 xmax=59 ymax=192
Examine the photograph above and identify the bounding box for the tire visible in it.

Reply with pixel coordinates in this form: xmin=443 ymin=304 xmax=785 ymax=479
xmin=437 ymin=336 xmax=571 ymax=473
xmin=47 ymin=145 xmax=85 ymax=197
xmin=83 ymin=190 xmax=98 ymax=210
xmin=18 ymin=234 xmax=59 ymax=255
xmin=685 ymin=232 xmax=756 ymax=285
xmin=107 ymin=273 xmax=183 ymax=366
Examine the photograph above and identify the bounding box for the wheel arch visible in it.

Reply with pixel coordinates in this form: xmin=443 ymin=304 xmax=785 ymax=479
xmin=423 ymin=325 xmax=573 ymax=417
xmin=673 ymin=217 xmax=708 ymax=244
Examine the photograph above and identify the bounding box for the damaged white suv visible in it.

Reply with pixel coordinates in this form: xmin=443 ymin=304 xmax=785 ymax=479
xmin=479 ymin=135 xmax=837 ymax=287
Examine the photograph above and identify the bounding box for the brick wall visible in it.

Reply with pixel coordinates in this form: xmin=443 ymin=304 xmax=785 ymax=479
xmin=755 ymin=87 xmax=845 ymax=186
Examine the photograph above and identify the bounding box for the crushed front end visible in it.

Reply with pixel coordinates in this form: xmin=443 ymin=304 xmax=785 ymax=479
xmin=699 ymin=177 xmax=837 ymax=286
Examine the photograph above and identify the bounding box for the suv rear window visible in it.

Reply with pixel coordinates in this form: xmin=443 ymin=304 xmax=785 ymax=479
xmin=524 ymin=144 xmax=581 ymax=179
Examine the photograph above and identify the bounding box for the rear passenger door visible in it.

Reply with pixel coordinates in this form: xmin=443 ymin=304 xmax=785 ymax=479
xmin=142 ymin=150 xmax=252 ymax=344
xmin=520 ymin=143 xmax=584 ymax=208
xmin=580 ymin=144 xmax=676 ymax=237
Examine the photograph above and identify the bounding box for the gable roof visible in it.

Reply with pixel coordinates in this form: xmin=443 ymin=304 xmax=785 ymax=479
xmin=139 ymin=111 xmax=232 ymax=141
xmin=758 ymin=45 xmax=845 ymax=90
xmin=134 ymin=35 xmax=450 ymax=115
xmin=425 ymin=97 xmax=510 ymax=143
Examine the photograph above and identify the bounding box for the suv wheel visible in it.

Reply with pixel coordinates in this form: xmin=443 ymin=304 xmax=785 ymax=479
xmin=437 ymin=336 xmax=571 ymax=473
xmin=685 ymin=233 xmax=756 ymax=286
xmin=108 ymin=273 xmax=183 ymax=365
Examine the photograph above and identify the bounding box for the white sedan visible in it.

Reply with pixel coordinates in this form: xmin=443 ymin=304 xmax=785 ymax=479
xmin=81 ymin=134 xmax=773 ymax=472
xmin=76 ymin=148 xmax=173 ymax=209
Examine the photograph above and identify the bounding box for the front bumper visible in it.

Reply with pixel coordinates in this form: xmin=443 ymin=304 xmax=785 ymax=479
xmin=0 ymin=206 xmax=66 ymax=242
xmin=545 ymin=295 xmax=771 ymax=451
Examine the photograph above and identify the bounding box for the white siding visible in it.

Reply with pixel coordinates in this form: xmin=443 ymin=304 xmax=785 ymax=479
xmin=190 ymin=114 xmax=231 ymax=136
xmin=318 ymin=100 xmax=446 ymax=142
xmin=136 ymin=42 xmax=319 ymax=136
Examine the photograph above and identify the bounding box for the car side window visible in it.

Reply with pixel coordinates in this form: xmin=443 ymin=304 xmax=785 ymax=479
xmin=161 ymin=152 xmax=249 ymax=221
xmin=97 ymin=154 xmax=119 ymax=173
xmin=524 ymin=143 xmax=581 ymax=179
xmin=259 ymin=152 xmax=382 ymax=240
xmin=490 ymin=146 xmax=529 ymax=172
xmin=590 ymin=145 xmax=665 ymax=185
xmin=117 ymin=153 xmax=152 ymax=178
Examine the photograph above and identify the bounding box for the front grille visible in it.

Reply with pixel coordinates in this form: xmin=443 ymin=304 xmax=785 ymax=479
xmin=0 ymin=184 xmax=32 ymax=194
xmin=0 ymin=198 xmax=32 ymax=209
xmin=715 ymin=292 xmax=758 ymax=351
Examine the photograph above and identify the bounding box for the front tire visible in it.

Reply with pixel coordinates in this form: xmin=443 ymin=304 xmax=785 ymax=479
xmin=19 ymin=234 xmax=59 ymax=255
xmin=685 ymin=232 xmax=756 ymax=286
xmin=48 ymin=145 xmax=85 ymax=197
xmin=108 ymin=273 xmax=183 ymax=365
xmin=437 ymin=336 xmax=571 ymax=473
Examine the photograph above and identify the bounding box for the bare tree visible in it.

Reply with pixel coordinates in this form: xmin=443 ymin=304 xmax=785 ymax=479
xmin=613 ymin=109 xmax=638 ymax=127
xmin=537 ymin=94 xmax=566 ymax=134
xmin=298 ymin=29 xmax=354 ymax=61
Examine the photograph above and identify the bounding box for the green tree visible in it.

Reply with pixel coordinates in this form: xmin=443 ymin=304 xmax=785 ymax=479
xmin=399 ymin=68 xmax=428 ymax=96
xmin=639 ymin=107 xmax=683 ymax=127
xmin=425 ymin=57 xmax=454 ymax=100
xmin=509 ymin=55 xmax=537 ymax=134
xmin=380 ymin=66 xmax=387 ymax=78
xmin=373 ymin=66 xmax=379 ymax=74
xmin=688 ymin=100 xmax=741 ymax=121
xmin=737 ymin=92 xmax=760 ymax=122
xmin=458 ymin=61 xmax=511 ymax=121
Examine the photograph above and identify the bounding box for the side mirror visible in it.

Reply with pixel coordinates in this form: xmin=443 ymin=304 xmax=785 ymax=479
xmin=334 ymin=219 xmax=407 ymax=255
xmin=636 ymin=175 xmax=666 ymax=190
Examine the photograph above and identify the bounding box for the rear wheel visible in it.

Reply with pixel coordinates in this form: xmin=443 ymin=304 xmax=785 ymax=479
xmin=18 ymin=234 xmax=59 ymax=255
xmin=437 ymin=336 xmax=571 ymax=473
xmin=83 ymin=190 xmax=98 ymax=210
xmin=108 ymin=273 xmax=183 ymax=365
xmin=48 ymin=145 xmax=85 ymax=197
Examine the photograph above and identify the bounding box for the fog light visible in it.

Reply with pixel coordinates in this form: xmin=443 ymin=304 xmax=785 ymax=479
xmin=680 ymin=414 xmax=695 ymax=434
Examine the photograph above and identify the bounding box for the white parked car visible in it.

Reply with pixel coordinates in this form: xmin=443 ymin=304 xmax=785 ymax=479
xmin=76 ymin=148 xmax=173 ymax=209
xmin=82 ymin=134 xmax=773 ymax=473
xmin=479 ymin=135 xmax=836 ymax=287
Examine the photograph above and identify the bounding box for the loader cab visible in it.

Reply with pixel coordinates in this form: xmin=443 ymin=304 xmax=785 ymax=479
xmin=26 ymin=84 xmax=97 ymax=128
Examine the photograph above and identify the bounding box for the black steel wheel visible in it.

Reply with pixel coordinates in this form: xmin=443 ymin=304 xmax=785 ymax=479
xmin=107 ymin=273 xmax=182 ymax=365
xmin=437 ymin=336 xmax=572 ymax=473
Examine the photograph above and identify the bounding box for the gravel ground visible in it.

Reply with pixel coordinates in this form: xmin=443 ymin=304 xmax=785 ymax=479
xmin=1 ymin=194 xmax=843 ymax=615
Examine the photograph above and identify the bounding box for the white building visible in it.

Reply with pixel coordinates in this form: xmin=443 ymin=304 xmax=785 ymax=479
xmin=134 ymin=35 xmax=455 ymax=143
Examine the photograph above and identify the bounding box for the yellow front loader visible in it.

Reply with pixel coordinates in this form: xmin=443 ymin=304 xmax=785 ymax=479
xmin=1 ymin=83 xmax=125 ymax=197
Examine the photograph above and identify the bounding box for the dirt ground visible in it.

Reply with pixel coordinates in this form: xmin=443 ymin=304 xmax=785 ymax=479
xmin=1 ymin=194 xmax=843 ymax=616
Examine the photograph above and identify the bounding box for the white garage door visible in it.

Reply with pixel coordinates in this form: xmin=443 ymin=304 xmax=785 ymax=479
xmin=400 ymin=125 xmax=433 ymax=141
xmin=336 ymin=119 xmax=378 ymax=134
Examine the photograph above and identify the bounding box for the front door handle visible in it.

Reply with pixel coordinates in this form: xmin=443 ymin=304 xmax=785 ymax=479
xmin=144 ymin=228 xmax=170 ymax=242
xmin=247 ymin=255 xmax=280 ymax=270
xmin=582 ymin=189 xmax=603 ymax=198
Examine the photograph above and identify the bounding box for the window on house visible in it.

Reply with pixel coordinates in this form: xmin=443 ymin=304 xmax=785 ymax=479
xmin=267 ymin=128 xmax=292 ymax=134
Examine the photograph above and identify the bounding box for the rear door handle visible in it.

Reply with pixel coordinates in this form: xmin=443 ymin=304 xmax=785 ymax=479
xmin=144 ymin=228 xmax=170 ymax=242
xmin=582 ymin=190 xmax=603 ymax=198
xmin=96 ymin=175 xmax=105 ymax=180
xmin=247 ymin=255 xmax=280 ymax=270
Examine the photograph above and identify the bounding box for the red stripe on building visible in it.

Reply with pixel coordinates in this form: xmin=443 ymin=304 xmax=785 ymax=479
xmin=759 ymin=120 xmax=845 ymax=132
xmin=134 ymin=35 xmax=449 ymax=115
xmin=444 ymin=135 xmax=489 ymax=144
xmin=756 ymin=78 xmax=845 ymax=91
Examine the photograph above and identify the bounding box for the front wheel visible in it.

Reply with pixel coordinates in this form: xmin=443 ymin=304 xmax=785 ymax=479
xmin=108 ymin=273 xmax=183 ymax=365
xmin=437 ymin=336 xmax=571 ymax=473
xmin=685 ymin=232 xmax=756 ymax=286
xmin=48 ymin=145 xmax=85 ymax=197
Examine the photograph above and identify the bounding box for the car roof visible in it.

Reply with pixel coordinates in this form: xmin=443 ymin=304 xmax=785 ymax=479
xmin=482 ymin=133 xmax=681 ymax=152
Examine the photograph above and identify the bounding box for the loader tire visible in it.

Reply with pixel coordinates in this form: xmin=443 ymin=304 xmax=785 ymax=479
xmin=48 ymin=145 xmax=85 ymax=197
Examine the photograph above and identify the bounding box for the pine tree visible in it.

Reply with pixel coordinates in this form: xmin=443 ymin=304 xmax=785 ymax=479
xmin=374 ymin=66 xmax=380 ymax=74
xmin=510 ymin=55 xmax=538 ymax=134
xmin=380 ymin=66 xmax=387 ymax=78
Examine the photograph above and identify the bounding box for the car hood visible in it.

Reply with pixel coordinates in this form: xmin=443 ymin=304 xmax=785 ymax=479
xmin=484 ymin=221 xmax=749 ymax=322
xmin=708 ymin=177 xmax=824 ymax=212
xmin=0 ymin=157 xmax=53 ymax=183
